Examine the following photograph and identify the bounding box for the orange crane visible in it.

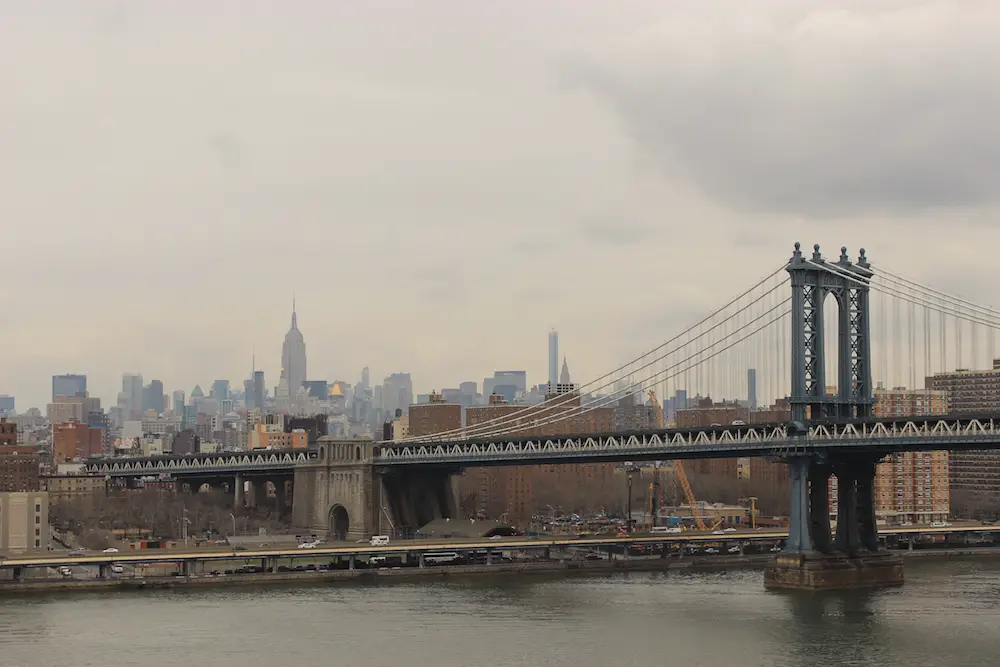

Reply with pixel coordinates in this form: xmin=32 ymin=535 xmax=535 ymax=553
xmin=648 ymin=390 xmax=708 ymax=531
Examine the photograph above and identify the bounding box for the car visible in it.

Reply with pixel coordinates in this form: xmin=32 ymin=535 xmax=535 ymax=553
xmin=723 ymin=528 xmax=737 ymax=533
xmin=728 ymin=546 xmax=740 ymax=554
xmin=712 ymin=530 xmax=725 ymax=535
xmin=233 ymin=546 xmax=248 ymax=552
xmin=930 ymin=521 xmax=952 ymax=528
xmin=69 ymin=550 xmax=83 ymax=557
xmin=731 ymin=420 xmax=746 ymax=426
xmin=102 ymin=547 xmax=119 ymax=553
xmin=297 ymin=542 xmax=316 ymax=549
xmin=489 ymin=535 xmax=504 ymax=540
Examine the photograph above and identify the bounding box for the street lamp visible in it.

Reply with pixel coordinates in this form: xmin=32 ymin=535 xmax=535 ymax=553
xmin=626 ymin=465 xmax=640 ymax=534
xmin=229 ymin=512 xmax=237 ymax=538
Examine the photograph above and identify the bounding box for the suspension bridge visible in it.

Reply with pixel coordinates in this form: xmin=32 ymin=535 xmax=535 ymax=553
xmin=91 ymin=242 xmax=1000 ymax=589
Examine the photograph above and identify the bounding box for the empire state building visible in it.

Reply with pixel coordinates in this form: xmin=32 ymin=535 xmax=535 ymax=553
xmin=281 ymin=300 xmax=307 ymax=396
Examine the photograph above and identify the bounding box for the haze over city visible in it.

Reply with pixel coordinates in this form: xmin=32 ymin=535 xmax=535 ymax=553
xmin=4 ymin=1 xmax=1000 ymax=409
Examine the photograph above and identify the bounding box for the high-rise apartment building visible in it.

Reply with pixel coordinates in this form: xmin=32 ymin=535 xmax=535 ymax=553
xmin=407 ymin=393 xmax=461 ymax=440
xmin=281 ymin=301 xmax=308 ymax=396
xmin=52 ymin=422 xmax=104 ymax=463
xmin=457 ymin=393 xmax=616 ymax=522
xmin=0 ymin=445 xmax=40 ymax=492
xmin=548 ymin=330 xmax=559 ymax=390
xmin=869 ymin=386 xmax=950 ymax=524
xmin=0 ymin=418 xmax=16 ymax=445
xmin=927 ymin=361 xmax=1000 ymax=517
xmin=747 ymin=369 xmax=758 ymax=411
xmin=52 ymin=374 xmax=87 ymax=400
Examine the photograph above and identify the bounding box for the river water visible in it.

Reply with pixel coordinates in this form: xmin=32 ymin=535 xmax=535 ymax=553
xmin=2 ymin=559 xmax=998 ymax=667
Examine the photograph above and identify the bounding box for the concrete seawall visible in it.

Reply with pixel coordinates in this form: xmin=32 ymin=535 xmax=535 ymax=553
xmin=2 ymin=548 xmax=997 ymax=597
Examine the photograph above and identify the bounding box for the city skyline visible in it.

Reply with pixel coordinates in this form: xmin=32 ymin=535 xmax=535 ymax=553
xmin=5 ymin=3 xmax=1000 ymax=409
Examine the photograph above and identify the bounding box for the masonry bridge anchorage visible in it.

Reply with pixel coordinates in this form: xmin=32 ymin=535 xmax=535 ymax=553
xmin=292 ymin=438 xmax=460 ymax=542
xmin=289 ymin=244 xmax=913 ymax=589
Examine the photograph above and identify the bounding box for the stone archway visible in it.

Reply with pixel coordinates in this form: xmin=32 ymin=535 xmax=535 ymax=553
xmin=329 ymin=505 xmax=350 ymax=541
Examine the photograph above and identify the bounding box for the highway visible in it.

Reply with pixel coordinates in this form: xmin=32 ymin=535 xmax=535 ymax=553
xmin=3 ymin=524 xmax=998 ymax=569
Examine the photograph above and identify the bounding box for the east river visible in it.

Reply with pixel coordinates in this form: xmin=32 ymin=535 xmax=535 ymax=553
xmin=2 ymin=559 xmax=999 ymax=667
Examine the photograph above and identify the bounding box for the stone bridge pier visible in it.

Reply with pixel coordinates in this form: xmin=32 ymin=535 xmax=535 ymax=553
xmin=764 ymin=453 xmax=903 ymax=590
xmin=292 ymin=437 xmax=459 ymax=541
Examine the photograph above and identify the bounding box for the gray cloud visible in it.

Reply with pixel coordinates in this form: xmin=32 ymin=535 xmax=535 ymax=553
xmin=570 ymin=2 xmax=1000 ymax=218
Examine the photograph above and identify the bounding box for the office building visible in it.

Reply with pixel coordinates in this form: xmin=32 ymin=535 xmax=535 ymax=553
xmin=747 ymin=369 xmax=758 ymax=411
xmin=122 ymin=373 xmax=143 ymax=418
xmin=211 ymin=380 xmax=231 ymax=401
xmin=281 ymin=300 xmax=308 ymax=397
xmin=52 ymin=374 xmax=87 ymax=400
xmin=0 ymin=491 xmax=49 ymax=551
xmin=0 ymin=395 xmax=15 ymax=413
xmin=143 ymin=380 xmax=165 ymax=415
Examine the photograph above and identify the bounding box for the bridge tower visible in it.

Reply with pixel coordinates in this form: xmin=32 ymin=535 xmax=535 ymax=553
xmin=767 ymin=243 xmax=903 ymax=590
xmin=787 ymin=242 xmax=874 ymax=422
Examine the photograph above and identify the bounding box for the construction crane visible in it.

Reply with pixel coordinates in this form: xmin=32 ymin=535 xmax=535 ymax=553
xmin=648 ymin=390 xmax=707 ymax=531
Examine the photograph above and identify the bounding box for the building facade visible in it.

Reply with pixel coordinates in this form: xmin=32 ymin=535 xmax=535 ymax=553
xmin=831 ymin=386 xmax=951 ymax=524
xmin=0 ymin=491 xmax=49 ymax=552
xmin=927 ymin=362 xmax=1000 ymax=518
xmin=52 ymin=422 xmax=105 ymax=463
xmin=0 ymin=445 xmax=40 ymax=493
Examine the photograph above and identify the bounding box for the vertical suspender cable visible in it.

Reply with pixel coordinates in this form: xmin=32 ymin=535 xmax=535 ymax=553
xmin=908 ymin=300 xmax=916 ymax=390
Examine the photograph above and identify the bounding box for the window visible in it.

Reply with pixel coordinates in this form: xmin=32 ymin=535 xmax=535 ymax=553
xmin=35 ymin=516 xmax=39 ymax=524
xmin=35 ymin=528 xmax=39 ymax=537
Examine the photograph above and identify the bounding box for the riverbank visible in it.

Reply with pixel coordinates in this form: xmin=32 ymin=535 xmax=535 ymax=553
xmin=2 ymin=547 xmax=998 ymax=596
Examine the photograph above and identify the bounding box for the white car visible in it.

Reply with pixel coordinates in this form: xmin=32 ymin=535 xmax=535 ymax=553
xmin=930 ymin=521 xmax=952 ymax=528
xmin=728 ymin=546 xmax=740 ymax=554
xmin=723 ymin=528 xmax=737 ymax=533
xmin=102 ymin=547 xmax=119 ymax=553
xmin=712 ymin=530 xmax=726 ymax=535
xmin=489 ymin=535 xmax=503 ymax=540
xmin=297 ymin=542 xmax=316 ymax=549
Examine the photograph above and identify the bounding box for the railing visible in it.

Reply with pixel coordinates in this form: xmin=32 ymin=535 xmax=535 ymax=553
xmin=83 ymin=450 xmax=317 ymax=476
xmin=373 ymin=417 xmax=1000 ymax=465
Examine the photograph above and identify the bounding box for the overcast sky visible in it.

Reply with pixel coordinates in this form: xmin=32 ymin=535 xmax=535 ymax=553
xmin=3 ymin=1 xmax=1000 ymax=409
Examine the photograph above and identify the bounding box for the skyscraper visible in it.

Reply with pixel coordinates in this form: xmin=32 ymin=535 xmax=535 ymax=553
xmin=253 ymin=371 xmax=265 ymax=411
xmin=281 ymin=299 xmax=308 ymax=397
xmin=122 ymin=373 xmax=143 ymax=418
xmin=52 ymin=374 xmax=87 ymax=400
xmin=747 ymin=368 xmax=758 ymax=411
xmin=548 ymin=330 xmax=559 ymax=389
xmin=143 ymin=380 xmax=165 ymax=415
xmin=172 ymin=390 xmax=185 ymax=417
xmin=211 ymin=380 xmax=230 ymax=401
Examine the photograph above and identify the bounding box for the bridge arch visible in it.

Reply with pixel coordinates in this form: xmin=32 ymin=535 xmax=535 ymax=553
xmin=329 ymin=504 xmax=350 ymax=541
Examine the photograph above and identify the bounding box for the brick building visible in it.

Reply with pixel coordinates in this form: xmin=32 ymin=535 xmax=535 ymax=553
xmin=52 ymin=421 xmax=105 ymax=463
xmin=927 ymin=362 xmax=1000 ymax=517
xmin=0 ymin=417 xmax=16 ymax=445
xmin=0 ymin=445 xmax=41 ymax=492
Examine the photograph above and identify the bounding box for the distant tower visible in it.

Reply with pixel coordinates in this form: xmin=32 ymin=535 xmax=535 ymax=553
xmin=747 ymin=368 xmax=758 ymax=411
xmin=548 ymin=330 xmax=559 ymax=389
xmin=560 ymin=356 xmax=572 ymax=385
xmin=281 ymin=298 xmax=308 ymax=396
